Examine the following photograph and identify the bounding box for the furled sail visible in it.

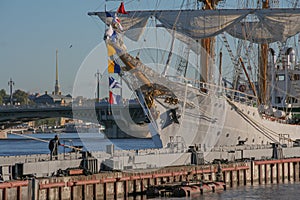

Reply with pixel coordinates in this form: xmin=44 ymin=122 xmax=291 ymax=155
xmin=228 ymin=9 xmax=300 ymax=43
xmin=88 ymin=11 xmax=151 ymax=41
xmin=155 ymin=9 xmax=248 ymax=39
xmin=89 ymin=8 xmax=300 ymax=43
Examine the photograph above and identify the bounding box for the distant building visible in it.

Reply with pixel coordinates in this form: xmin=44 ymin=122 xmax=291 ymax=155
xmin=34 ymin=91 xmax=72 ymax=105
xmin=28 ymin=93 xmax=40 ymax=102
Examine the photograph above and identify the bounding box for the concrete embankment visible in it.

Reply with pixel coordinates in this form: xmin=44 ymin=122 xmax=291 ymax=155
xmin=1 ymin=158 xmax=300 ymax=199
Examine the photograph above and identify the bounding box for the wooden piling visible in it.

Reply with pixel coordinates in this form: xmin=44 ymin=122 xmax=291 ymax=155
xmin=264 ymin=164 xmax=268 ymax=184
xmin=1 ymin=159 xmax=300 ymax=199
xmin=243 ymin=168 xmax=247 ymax=185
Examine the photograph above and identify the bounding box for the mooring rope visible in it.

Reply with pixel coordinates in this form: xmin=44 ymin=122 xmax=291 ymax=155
xmin=9 ymin=132 xmax=82 ymax=151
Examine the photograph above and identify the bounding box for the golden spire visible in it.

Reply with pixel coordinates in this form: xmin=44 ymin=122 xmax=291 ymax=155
xmin=54 ymin=49 xmax=61 ymax=95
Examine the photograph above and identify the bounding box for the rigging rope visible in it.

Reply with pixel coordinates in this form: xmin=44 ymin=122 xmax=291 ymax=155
xmin=225 ymin=96 xmax=298 ymax=144
xmin=225 ymin=98 xmax=279 ymax=143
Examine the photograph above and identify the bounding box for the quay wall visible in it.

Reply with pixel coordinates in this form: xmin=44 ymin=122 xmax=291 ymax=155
xmin=1 ymin=158 xmax=300 ymax=199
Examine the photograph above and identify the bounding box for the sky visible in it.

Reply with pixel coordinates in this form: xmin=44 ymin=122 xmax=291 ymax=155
xmin=0 ymin=0 xmax=296 ymax=97
xmin=0 ymin=0 xmax=193 ymax=97
xmin=0 ymin=0 xmax=107 ymax=95
xmin=0 ymin=0 xmax=196 ymax=96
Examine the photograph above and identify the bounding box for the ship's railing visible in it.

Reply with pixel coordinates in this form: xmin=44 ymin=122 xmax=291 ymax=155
xmin=166 ymin=75 xmax=258 ymax=107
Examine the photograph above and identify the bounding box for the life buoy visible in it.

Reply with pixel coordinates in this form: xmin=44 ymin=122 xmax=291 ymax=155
xmin=239 ymin=84 xmax=246 ymax=92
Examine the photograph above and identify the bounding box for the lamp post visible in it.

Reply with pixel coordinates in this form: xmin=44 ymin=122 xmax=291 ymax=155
xmin=95 ymin=70 xmax=102 ymax=103
xmin=8 ymin=78 xmax=14 ymax=105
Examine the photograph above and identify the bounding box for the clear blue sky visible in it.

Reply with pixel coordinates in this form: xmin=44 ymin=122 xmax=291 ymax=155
xmin=0 ymin=0 xmax=190 ymax=96
xmin=0 ymin=0 xmax=109 ymax=95
xmin=0 ymin=0 xmax=294 ymax=96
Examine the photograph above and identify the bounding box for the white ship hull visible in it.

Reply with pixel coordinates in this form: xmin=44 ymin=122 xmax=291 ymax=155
xmin=149 ymin=82 xmax=300 ymax=154
xmin=101 ymin=85 xmax=300 ymax=169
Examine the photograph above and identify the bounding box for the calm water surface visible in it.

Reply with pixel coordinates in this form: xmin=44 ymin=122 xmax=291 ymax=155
xmin=152 ymin=183 xmax=300 ymax=200
xmin=0 ymin=132 xmax=156 ymax=156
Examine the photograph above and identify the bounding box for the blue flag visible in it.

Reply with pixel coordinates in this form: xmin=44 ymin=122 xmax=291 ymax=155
xmin=109 ymin=76 xmax=121 ymax=88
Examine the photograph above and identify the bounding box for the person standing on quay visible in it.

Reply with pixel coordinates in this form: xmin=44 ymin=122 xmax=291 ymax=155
xmin=48 ymin=135 xmax=63 ymax=160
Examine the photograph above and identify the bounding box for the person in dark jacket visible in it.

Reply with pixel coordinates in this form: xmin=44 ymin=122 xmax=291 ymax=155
xmin=48 ymin=135 xmax=62 ymax=160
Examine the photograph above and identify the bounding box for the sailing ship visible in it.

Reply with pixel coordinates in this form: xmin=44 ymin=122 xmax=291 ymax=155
xmin=88 ymin=0 xmax=300 ymax=159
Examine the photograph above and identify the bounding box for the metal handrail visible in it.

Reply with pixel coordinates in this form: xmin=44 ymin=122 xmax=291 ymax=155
xmin=166 ymin=75 xmax=258 ymax=107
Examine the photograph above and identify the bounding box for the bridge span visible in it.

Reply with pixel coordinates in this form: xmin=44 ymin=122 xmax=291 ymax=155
xmin=0 ymin=103 xmax=149 ymax=138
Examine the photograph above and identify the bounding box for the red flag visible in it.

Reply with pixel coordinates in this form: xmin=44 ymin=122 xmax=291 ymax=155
xmin=109 ymin=91 xmax=117 ymax=104
xmin=117 ymin=2 xmax=128 ymax=14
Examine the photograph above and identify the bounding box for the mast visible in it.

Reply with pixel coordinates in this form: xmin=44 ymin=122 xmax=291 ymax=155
xmin=259 ymin=0 xmax=269 ymax=104
xmin=199 ymin=0 xmax=220 ymax=82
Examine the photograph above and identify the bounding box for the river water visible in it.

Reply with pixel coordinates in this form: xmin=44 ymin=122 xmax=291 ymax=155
xmin=0 ymin=132 xmax=156 ymax=156
xmin=151 ymin=182 xmax=300 ymax=199
xmin=1 ymin=133 xmax=300 ymax=199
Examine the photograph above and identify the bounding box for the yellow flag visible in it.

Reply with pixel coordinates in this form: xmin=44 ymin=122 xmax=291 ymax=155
xmin=108 ymin=59 xmax=115 ymax=73
xmin=106 ymin=43 xmax=116 ymax=56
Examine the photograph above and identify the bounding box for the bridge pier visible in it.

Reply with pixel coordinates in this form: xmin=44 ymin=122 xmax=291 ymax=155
xmin=104 ymin=123 xmax=132 ymax=139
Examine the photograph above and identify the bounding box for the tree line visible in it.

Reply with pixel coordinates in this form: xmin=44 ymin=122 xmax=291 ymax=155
xmin=0 ymin=89 xmax=32 ymax=105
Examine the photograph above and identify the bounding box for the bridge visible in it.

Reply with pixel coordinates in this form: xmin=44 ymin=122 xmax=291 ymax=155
xmin=0 ymin=103 xmax=149 ymax=138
